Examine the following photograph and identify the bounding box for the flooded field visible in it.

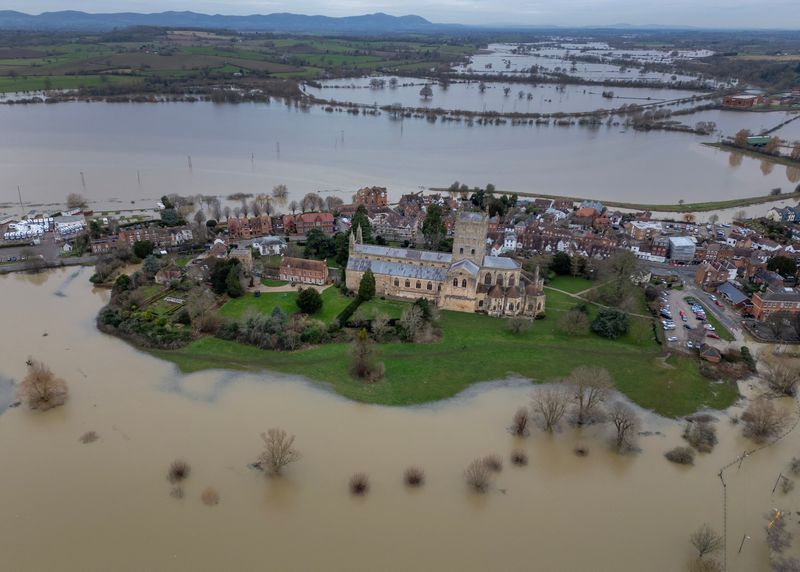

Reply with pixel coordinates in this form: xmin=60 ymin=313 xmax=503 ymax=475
xmin=0 ymin=268 xmax=797 ymax=571
xmin=304 ymin=76 xmax=703 ymax=114
xmin=0 ymin=101 xmax=794 ymax=217
xmin=453 ymin=42 xmax=715 ymax=87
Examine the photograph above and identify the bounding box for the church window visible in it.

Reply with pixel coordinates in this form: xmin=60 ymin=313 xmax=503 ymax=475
xmin=461 ymin=279 xmax=467 ymax=288
xmin=427 ymin=282 xmax=432 ymax=290
xmin=459 ymin=247 xmax=464 ymax=254
xmin=478 ymin=300 xmax=484 ymax=308
xmin=484 ymin=273 xmax=492 ymax=285
xmin=416 ymin=281 xmax=421 ymax=289
xmin=405 ymin=279 xmax=410 ymax=288
xmin=453 ymin=278 xmax=458 ymax=287
xmin=509 ymin=275 xmax=515 ymax=287
xmin=394 ymin=279 xmax=399 ymax=287
xmin=471 ymin=248 xmax=475 ymax=255
xmin=437 ymin=284 xmax=442 ymax=291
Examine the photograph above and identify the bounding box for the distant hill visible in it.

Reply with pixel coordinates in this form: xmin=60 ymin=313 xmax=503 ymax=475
xmin=0 ymin=10 xmax=458 ymax=33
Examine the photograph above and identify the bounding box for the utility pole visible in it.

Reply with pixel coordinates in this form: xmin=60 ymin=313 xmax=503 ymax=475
xmin=17 ymin=185 xmax=24 ymax=215
xmin=187 ymin=155 xmax=193 ymax=171
xmin=80 ymin=171 xmax=86 ymax=190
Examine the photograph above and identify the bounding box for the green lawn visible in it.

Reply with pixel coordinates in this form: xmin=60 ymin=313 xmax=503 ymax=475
xmin=546 ymin=275 xmax=595 ymax=294
xmin=154 ymin=288 xmax=738 ymax=417
xmin=358 ymin=297 xmax=409 ymax=320
xmin=260 ymin=278 xmax=288 ymax=287
xmin=219 ymin=286 xmax=352 ymax=324
xmin=0 ymin=75 xmax=139 ymax=93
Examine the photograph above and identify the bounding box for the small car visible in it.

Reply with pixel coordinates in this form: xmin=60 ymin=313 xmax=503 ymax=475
xmin=707 ymin=333 xmax=720 ymax=340
xmin=684 ymin=324 xmax=692 ymax=330
xmin=667 ymin=336 xmax=678 ymax=342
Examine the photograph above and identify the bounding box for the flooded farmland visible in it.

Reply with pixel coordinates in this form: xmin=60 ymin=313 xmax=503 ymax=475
xmin=0 ymin=268 xmax=798 ymax=571
xmin=0 ymin=101 xmax=796 ymax=217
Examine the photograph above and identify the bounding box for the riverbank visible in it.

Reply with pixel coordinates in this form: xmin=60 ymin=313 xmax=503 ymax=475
xmin=703 ymin=142 xmax=800 ymax=169
xmin=431 ymin=187 xmax=800 ymax=214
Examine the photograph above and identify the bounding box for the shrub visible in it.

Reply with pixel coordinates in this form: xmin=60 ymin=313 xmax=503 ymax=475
xmin=349 ymin=473 xmax=370 ymax=495
xmin=404 ymin=466 xmax=425 ymax=487
xmin=741 ymin=346 xmax=756 ymax=371
xmin=591 ymin=308 xmax=630 ymax=339
xmin=506 ymin=317 xmax=531 ymax=335
xmin=665 ymin=446 xmax=695 ymax=465
xmin=483 ymin=454 xmax=503 ymax=473
xmin=297 ymin=287 xmax=323 ymax=314
xmin=574 ymin=446 xmax=589 ymax=457
xmin=201 ymin=487 xmax=220 ymax=506
xmin=683 ymin=421 xmax=718 ymax=453
xmin=167 ymin=459 xmax=191 ymax=483
xmin=79 ymin=431 xmax=98 ymax=444
xmin=17 ymin=358 xmax=68 ymax=411
xmin=510 ymin=449 xmax=528 ymax=466
xmin=511 ymin=407 xmax=529 ymax=436
xmin=742 ymin=398 xmax=786 ymax=443
xmin=781 ymin=478 xmax=795 ymax=495
xmin=790 ymin=457 xmax=800 ymax=476
xmin=464 ymin=459 xmax=491 ymax=493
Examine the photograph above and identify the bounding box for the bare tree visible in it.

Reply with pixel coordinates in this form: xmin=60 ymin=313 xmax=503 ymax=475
xmin=17 ymin=358 xmax=68 ymax=411
xmin=566 ymin=366 xmax=612 ymax=425
xmin=511 ymin=407 xmax=529 ymax=436
xmin=325 ymin=196 xmax=344 ymax=212
xmin=222 ymin=206 xmax=231 ymax=220
xmin=371 ymin=313 xmax=390 ymax=342
xmin=193 ymin=209 xmax=206 ymax=226
xmin=558 ymin=309 xmax=590 ymax=336
xmin=240 ymin=199 xmax=250 ymax=218
xmin=250 ymin=200 xmax=261 ymax=217
xmin=66 ymin=193 xmax=88 ymax=210
xmin=690 ymin=524 xmax=723 ymax=559
xmin=257 ymin=428 xmax=301 ymax=476
xmin=464 ymin=458 xmax=490 ymax=493
xmin=530 ymin=385 xmax=570 ymax=432
xmin=350 ymin=328 xmax=384 ymax=382
xmin=608 ymin=401 xmax=639 ymax=452
xmin=399 ymin=305 xmax=424 ymax=342
xmin=742 ymin=398 xmax=787 ymax=443
xmin=763 ymin=357 xmax=798 ymax=396
xmin=300 ymin=192 xmax=324 ymax=213
xmin=272 ymin=184 xmax=289 ymax=205
xmin=288 ymin=200 xmax=299 ymax=214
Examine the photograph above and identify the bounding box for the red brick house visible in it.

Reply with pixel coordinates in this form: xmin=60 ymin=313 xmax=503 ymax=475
xmin=279 ymin=257 xmax=329 ymax=285
xmin=752 ymin=287 xmax=800 ymax=320
xmin=282 ymin=212 xmax=335 ymax=236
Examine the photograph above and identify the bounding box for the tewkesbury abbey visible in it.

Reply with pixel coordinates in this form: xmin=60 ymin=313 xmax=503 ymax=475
xmin=346 ymin=212 xmax=546 ymax=317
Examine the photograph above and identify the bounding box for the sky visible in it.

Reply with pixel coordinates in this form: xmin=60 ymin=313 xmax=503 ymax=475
xmin=4 ymin=0 xmax=800 ymax=28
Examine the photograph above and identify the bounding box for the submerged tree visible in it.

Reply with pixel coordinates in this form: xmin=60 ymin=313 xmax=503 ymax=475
xmin=689 ymin=524 xmax=723 ymax=559
xmin=531 ymin=385 xmax=569 ymax=433
xmin=608 ymin=401 xmax=639 ymax=452
xmin=257 ymin=428 xmax=302 ymax=476
xmin=17 ymin=358 xmax=68 ymax=411
xmin=565 ymin=366 xmax=612 ymax=425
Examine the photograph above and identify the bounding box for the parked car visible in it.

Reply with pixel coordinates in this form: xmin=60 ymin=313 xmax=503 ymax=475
xmin=707 ymin=333 xmax=720 ymax=340
xmin=667 ymin=336 xmax=678 ymax=342
xmin=715 ymin=300 xmax=723 ymax=307
xmin=686 ymin=341 xmax=694 ymax=349
xmin=708 ymin=294 xmax=717 ymax=302
xmin=704 ymin=324 xmax=716 ymax=331
xmin=684 ymin=324 xmax=692 ymax=330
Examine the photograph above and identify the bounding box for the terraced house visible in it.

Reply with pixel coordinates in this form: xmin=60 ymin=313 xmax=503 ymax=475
xmin=346 ymin=212 xmax=545 ymax=317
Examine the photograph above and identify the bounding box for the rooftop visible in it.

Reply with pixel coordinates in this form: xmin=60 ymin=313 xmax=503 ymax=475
xmin=354 ymin=243 xmax=453 ymax=264
xmin=482 ymin=255 xmax=520 ymax=270
xmin=347 ymin=257 xmax=446 ymax=282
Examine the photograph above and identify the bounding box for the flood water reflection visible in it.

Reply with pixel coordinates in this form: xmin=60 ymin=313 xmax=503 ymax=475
xmin=0 ymin=269 xmax=796 ymax=571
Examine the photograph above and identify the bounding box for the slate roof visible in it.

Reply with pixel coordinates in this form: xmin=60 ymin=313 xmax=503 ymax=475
xmin=353 ymin=243 xmax=452 ymax=264
xmin=449 ymin=259 xmax=480 ymax=277
xmin=717 ymin=281 xmax=749 ymax=305
xmin=482 ymin=255 xmax=520 ymax=270
xmin=347 ymin=257 xmax=446 ymax=281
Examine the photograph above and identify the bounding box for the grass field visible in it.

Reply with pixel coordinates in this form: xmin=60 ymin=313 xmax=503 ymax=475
xmin=358 ymin=297 xmax=409 ymax=319
xmin=546 ymin=275 xmax=595 ymax=294
xmin=0 ymin=33 xmax=477 ymax=94
xmin=260 ymin=278 xmax=288 ymax=287
xmin=219 ymin=286 xmax=352 ymax=323
xmin=153 ymin=287 xmax=738 ymax=417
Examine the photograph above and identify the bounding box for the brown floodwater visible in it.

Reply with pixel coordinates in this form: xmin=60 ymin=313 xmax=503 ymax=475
xmin=0 ymin=268 xmax=796 ymax=571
